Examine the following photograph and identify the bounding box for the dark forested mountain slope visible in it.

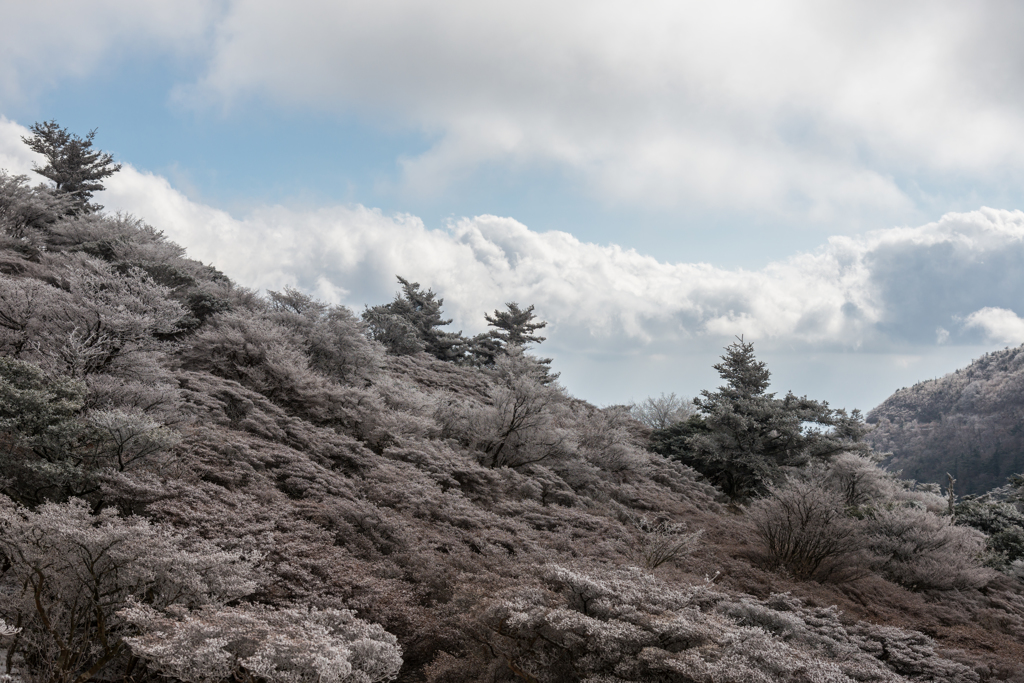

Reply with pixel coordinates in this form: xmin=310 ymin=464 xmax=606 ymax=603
xmin=868 ymin=345 xmax=1024 ymax=495
xmin=3 ymin=167 xmax=1024 ymax=682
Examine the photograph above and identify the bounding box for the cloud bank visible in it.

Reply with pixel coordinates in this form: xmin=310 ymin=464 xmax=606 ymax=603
xmin=5 ymin=117 xmax=1022 ymax=355
xmin=117 ymin=185 xmax=1024 ymax=354
xmin=4 ymin=116 xmax=1021 ymax=406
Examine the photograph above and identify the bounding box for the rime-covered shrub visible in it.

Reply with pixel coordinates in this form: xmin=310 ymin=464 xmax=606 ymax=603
xmin=629 ymin=392 xmax=695 ymax=429
xmin=122 ymin=603 xmax=402 ymax=683
xmin=0 ymin=172 xmax=76 ymax=239
xmin=820 ymin=452 xmax=897 ymax=509
xmin=268 ymin=287 xmax=383 ymax=384
xmin=626 ymin=515 xmax=703 ymax=569
xmin=181 ymin=311 xmax=383 ymax=433
xmin=39 ymin=255 xmax=187 ymax=378
xmin=867 ymin=505 xmax=993 ymax=589
xmin=0 ymin=275 xmax=68 ymax=357
xmin=886 ymin=480 xmax=950 ymax=515
xmin=750 ymin=477 xmax=869 ymax=581
xmin=0 ymin=497 xmax=259 ymax=683
xmin=751 ymin=458 xmax=996 ymax=588
xmin=309 ymin=307 xmax=383 ymax=383
xmin=470 ymin=564 xmax=721 ymax=682
xmin=83 ymin=371 xmax=181 ymax=417
xmin=1011 ymin=559 xmax=1024 ymax=580
xmin=458 ymin=564 xmax=978 ymax=683
xmin=572 ymin=404 xmax=649 ymax=475
xmin=717 ymin=592 xmax=979 ymax=683
xmin=43 ymin=213 xmax=209 ymax=287
xmin=84 ymin=408 xmax=181 ymax=472
xmin=180 ymin=311 xmax=309 ymax=393
xmin=0 ymin=356 xmax=91 ymax=504
xmin=0 ymin=356 xmax=181 ymax=505
xmin=436 ymin=350 xmax=571 ymax=469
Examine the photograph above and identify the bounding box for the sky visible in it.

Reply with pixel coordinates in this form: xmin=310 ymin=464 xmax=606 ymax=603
xmin=3 ymin=0 xmax=1024 ymax=411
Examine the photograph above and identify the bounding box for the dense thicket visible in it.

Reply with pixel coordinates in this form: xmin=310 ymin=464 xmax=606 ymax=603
xmin=868 ymin=345 xmax=1024 ymax=495
xmin=1 ymin=163 xmax=1024 ymax=682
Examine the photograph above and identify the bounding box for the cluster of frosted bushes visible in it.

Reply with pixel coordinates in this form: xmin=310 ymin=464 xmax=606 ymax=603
xmin=428 ymin=563 xmax=977 ymax=683
xmin=750 ymin=454 xmax=994 ymax=588
xmin=0 ymin=497 xmax=402 ymax=683
xmin=122 ymin=604 xmax=401 ymax=683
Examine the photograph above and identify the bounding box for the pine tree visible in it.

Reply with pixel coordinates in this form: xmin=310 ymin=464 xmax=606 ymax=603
xmin=471 ymin=302 xmax=557 ymax=381
xmin=650 ymin=338 xmax=867 ymax=501
xmin=21 ymin=120 xmax=122 ymax=213
xmin=363 ymin=276 xmax=467 ymax=361
xmin=484 ymin=302 xmax=547 ymax=347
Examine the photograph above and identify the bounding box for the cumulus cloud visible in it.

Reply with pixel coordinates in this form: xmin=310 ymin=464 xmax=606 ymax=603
xmin=4 ymin=117 xmax=1019 ymax=406
xmin=95 ymin=163 xmax=1024 ymax=358
xmin=964 ymin=307 xmax=1024 ymax=345
xmin=99 ymin=165 xmax=874 ymax=346
xmin=4 ymin=117 xmax=1022 ymax=358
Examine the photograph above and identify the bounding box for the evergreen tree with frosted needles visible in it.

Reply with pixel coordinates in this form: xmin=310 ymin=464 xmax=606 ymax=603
xmin=21 ymin=120 xmax=121 ymax=213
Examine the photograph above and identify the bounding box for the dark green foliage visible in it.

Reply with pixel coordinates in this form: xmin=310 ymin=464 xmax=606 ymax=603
xmin=0 ymin=356 xmax=89 ymax=504
xmin=955 ymin=494 xmax=1024 ymax=569
xmin=470 ymin=302 xmax=557 ymax=385
xmin=650 ymin=338 xmax=868 ymax=500
xmin=0 ymin=356 xmax=85 ymax=442
xmin=0 ymin=356 xmax=180 ymax=508
xmin=362 ymin=308 xmax=424 ymax=355
xmin=21 ymin=120 xmax=122 ymax=213
xmin=465 ymin=330 xmax=503 ymax=365
xmin=185 ymin=289 xmax=233 ymax=325
xmin=363 ymin=276 xmax=468 ymax=361
xmin=484 ymin=302 xmax=547 ymax=347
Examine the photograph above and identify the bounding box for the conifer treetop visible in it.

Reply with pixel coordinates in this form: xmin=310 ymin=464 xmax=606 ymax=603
xmin=21 ymin=120 xmax=122 ymax=212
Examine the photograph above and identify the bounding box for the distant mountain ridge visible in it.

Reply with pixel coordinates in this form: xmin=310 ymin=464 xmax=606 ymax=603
xmin=868 ymin=345 xmax=1024 ymax=495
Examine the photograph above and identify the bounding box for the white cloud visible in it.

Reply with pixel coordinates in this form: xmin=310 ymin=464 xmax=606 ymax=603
xmin=7 ymin=2 xmax=1024 ymax=228
xmin=94 ymin=166 xmax=1024 ymax=408
xmin=177 ymin=0 xmax=1024 ymax=222
xmin=4 ymin=116 xmax=1022 ymax=358
xmin=97 ymin=166 xmax=882 ymax=347
xmin=0 ymin=116 xmax=41 ymax=174
xmin=963 ymin=307 xmax=1024 ymax=345
xmin=4 ymin=116 xmax=1021 ymax=408
xmin=95 ymin=158 xmax=1024 ymax=357
xmin=0 ymin=1 xmax=217 ymax=103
